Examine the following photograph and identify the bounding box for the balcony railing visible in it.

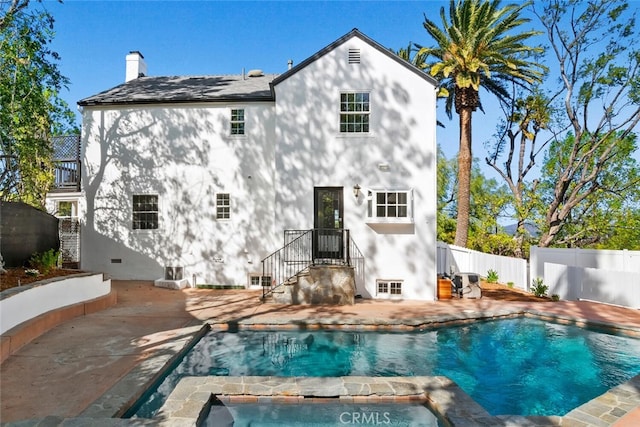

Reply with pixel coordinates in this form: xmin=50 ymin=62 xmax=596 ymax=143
xmin=51 ymin=135 xmax=81 ymax=192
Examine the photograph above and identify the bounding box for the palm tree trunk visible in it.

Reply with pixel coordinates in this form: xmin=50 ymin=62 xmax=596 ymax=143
xmin=454 ymin=106 xmax=473 ymax=247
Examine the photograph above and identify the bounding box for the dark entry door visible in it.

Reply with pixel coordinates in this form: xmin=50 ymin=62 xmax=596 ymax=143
xmin=313 ymin=187 xmax=344 ymax=260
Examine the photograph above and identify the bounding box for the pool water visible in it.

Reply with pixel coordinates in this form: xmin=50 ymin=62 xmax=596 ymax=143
xmin=205 ymin=402 xmax=441 ymax=426
xmin=131 ymin=317 xmax=640 ymax=418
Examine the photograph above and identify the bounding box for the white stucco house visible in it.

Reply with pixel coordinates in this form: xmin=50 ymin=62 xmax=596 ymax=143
xmin=49 ymin=29 xmax=439 ymax=300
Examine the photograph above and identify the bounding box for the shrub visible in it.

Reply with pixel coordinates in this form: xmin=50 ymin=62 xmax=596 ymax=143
xmin=507 ymin=281 xmax=514 ymax=288
xmin=25 ymin=268 xmax=40 ymax=277
xmin=29 ymin=249 xmax=59 ymax=275
xmin=486 ymin=269 xmax=499 ymax=283
xmin=551 ymin=294 xmax=560 ymax=302
xmin=531 ymin=277 xmax=549 ymax=297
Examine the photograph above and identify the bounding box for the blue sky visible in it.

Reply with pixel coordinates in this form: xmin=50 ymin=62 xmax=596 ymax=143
xmin=43 ymin=0 xmax=475 ymax=157
xmin=41 ymin=0 xmax=639 ymax=175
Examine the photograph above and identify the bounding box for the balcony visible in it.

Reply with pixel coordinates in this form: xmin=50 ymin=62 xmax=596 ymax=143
xmin=50 ymin=135 xmax=81 ymax=193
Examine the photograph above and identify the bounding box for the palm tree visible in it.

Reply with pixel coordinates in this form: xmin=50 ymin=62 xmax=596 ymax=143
xmin=396 ymin=42 xmax=427 ymax=69
xmin=418 ymin=0 xmax=545 ymax=247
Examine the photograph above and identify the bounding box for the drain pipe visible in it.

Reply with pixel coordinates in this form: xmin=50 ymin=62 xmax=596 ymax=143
xmin=192 ymin=274 xmax=197 ymax=288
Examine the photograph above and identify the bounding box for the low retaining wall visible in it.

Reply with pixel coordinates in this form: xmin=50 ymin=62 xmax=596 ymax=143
xmin=272 ymin=265 xmax=355 ymax=305
xmin=0 ymin=273 xmax=115 ymax=363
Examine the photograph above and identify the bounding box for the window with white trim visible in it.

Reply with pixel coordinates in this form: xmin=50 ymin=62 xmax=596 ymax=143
xmin=230 ymin=108 xmax=245 ymax=135
xmin=132 ymin=194 xmax=159 ymax=230
xmin=249 ymin=274 xmax=272 ymax=287
xmin=377 ymin=280 xmax=403 ymax=296
xmin=216 ymin=193 xmax=230 ymax=219
xmin=57 ymin=200 xmax=77 ymax=218
xmin=367 ymin=189 xmax=413 ymax=223
xmin=340 ymin=92 xmax=370 ymax=133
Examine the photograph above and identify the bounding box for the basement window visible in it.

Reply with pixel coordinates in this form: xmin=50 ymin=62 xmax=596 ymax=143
xmin=132 ymin=194 xmax=159 ymax=230
xmin=250 ymin=274 xmax=272 ymax=288
xmin=377 ymin=280 xmax=403 ymax=296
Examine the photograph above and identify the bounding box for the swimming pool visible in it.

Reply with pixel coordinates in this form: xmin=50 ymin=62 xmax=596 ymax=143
xmin=130 ymin=317 xmax=640 ymax=418
xmin=205 ymin=401 xmax=441 ymax=426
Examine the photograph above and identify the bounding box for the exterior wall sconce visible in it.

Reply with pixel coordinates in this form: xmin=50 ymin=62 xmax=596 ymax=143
xmin=353 ymin=184 xmax=361 ymax=198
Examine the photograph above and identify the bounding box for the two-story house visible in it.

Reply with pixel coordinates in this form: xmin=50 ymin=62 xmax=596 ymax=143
xmin=61 ymin=29 xmax=438 ymax=300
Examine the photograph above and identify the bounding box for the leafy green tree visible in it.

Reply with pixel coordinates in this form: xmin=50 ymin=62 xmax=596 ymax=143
xmin=437 ymin=146 xmax=458 ymax=243
xmin=485 ymin=88 xmax=556 ymax=256
xmin=0 ymin=4 xmax=75 ymax=207
xmin=418 ymin=0 xmax=545 ymax=248
xmin=536 ymin=131 xmax=640 ymax=248
xmin=0 ymin=0 xmax=31 ymax=31
xmin=437 ymin=146 xmax=516 ymax=255
xmin=395 ymin=41 xmax=427 ymax=69
xmin=531 ymin=0 xmax=640 ymax=247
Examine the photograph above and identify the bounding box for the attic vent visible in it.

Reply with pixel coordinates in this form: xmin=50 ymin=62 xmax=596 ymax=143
xmin=348 ymin=48 xmax=361 ymax=64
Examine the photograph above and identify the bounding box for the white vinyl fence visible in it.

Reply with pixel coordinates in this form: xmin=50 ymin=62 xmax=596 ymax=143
xmin=531 ymin=246 xmax=640 ymax=309
xmin=436 ymin=242 xmax=528 ymax=290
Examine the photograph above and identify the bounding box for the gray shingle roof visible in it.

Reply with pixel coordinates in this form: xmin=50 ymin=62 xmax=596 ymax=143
xmin=78 ymin=74 xmax=278 ymax=106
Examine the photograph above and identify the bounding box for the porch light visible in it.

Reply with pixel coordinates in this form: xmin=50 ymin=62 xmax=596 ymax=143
xmin=353 ymin=184 xmax=361 ymax=198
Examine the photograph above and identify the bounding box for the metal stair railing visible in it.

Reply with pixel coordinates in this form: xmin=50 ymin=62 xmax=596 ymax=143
xmin=261 ymin=229 xmax=365 ymax=300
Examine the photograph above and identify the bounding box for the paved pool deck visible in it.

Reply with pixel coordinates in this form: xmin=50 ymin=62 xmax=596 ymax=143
xmin=1 ymin=280 xmax=639 ymax=426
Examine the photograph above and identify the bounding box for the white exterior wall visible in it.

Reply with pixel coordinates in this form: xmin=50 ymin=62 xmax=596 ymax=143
xmin=80 ymin=102 xmax=277 ymax=284
xmin=273 ymin=37 xmax=438 ymax=300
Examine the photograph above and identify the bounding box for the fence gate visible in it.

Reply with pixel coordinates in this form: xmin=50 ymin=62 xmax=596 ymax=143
xmin=59 ymin=218 xmax=80 ymax=268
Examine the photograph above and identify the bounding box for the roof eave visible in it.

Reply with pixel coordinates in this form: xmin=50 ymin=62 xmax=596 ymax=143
xmin=272 ymin=28 xmax=438 ymax=88
xmin=77 ymin=95 xmax=275 ymax=107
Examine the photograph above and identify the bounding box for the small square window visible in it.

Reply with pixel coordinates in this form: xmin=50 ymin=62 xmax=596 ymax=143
xmin=390 ymin=282 xmax=402 ymax=295
xmin=57 ymin=200 xmax=77 ymax=217
xmin=377 ymin=281 xmax=388 ymax=294
xmin=231 ymin=109 xmax=245 ymax=135
xmin=216 ymin=193 xmax=230 ymax=219
xmin=133 ymin=194 xmax=159 ymax=230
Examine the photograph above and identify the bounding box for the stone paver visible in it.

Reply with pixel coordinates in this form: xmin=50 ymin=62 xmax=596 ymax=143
xmin=1 ymin=280 xmax=640 ymax=426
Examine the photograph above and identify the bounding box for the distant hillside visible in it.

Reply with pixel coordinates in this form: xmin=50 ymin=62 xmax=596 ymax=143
xmin=502 ymin=222 xmax=540 ymax=237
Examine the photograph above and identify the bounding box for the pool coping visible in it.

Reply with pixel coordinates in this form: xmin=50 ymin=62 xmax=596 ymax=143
xmin=77 ymin=309 xmax=640 ymax=426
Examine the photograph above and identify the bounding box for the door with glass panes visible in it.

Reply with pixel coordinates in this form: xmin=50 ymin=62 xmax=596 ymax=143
xmin=313 ymin=187 xmax=344 ymax=260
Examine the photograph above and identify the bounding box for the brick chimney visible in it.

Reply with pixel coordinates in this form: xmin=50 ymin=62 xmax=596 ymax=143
xmin=125 ymin=51 xmax=147 ymax=82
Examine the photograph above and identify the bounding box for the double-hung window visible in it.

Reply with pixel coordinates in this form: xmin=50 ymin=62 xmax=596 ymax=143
xmin=340 ymin=92 xmax=370 ymax=133
xmin=216 ymin=193 xmax=230 ymax=219
xmin=230 ymin=109 xmax=245 ymax=135
xmin=133 ymin=194 xmax=159 ymax=230
xmin=367 ymin=189 xmax=413 ymax=223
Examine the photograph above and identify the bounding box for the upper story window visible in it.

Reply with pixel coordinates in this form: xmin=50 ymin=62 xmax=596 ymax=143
xmin=230 ymin=109 xmax=245 ymax=135
xmin=340 ymin=92 xmax=370 ymax=133
xmin=133 ymin=194 xmax=159 ymax=230
xmin=367 ymin=189 xmax=413 ymax=223
xmin=216 ymin=193 xmax=230 ymax=219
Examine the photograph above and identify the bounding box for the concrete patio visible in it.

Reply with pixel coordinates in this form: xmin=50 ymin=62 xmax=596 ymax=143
xmin=1 ymin=280 xmax=639 ymax=426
